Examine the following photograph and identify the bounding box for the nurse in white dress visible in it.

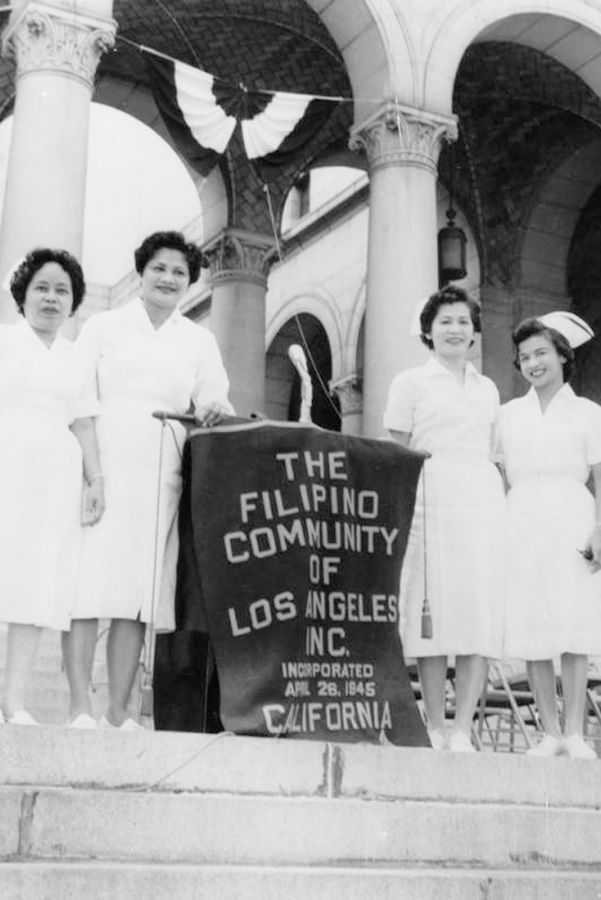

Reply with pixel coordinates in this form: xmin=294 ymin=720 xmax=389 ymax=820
xmin=498 ymin=312 xmax=601 ymax=760
xmin=0 ymin=249 xmax=103 ymax=725
xmin=384 ymin=285 xmax=505 ymax=752
xmin=64 ymin=231 xmax=233 ymax=729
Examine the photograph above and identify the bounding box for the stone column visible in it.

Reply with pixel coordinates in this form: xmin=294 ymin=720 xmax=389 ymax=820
xmin=330 ymin=373 xmax=363 ymax=436
xmin=205 ymin=228 xmax=275 ymax=418
xmin=350 ymin=102 xmax=456 ymax=437
xmin=0 ymin=1 xmax=115 ymax=284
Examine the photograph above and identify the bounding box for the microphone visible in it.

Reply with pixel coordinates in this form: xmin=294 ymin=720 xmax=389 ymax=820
xmin=152 ymin=410 xmax=198 ymax=424
xmin=288 ymin=343 xmax=308 ymax=373
xmin=288 ymin=343 xmax=313 ymax=424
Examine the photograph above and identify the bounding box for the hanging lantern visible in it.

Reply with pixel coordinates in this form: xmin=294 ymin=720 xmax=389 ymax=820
xmin=438 ymin=139 xmax=467 ymax=285
xmin=438 ymin=207 xmax=467 ymax=284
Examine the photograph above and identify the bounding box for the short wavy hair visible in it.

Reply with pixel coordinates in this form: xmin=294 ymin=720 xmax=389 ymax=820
xmin=419 ymin=285 xmax=481 ymax=349
xmin=10 ymin=248 xmax=86 ymax=314
xmin=134 ymin=231 xmax=204 ymax=284
xmin=512 ymin=317 xmax=574 ymax=382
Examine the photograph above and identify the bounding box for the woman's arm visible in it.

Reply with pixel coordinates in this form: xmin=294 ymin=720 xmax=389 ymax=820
xmin=192 ymin=330 xmax=235 ymax=426
xmin=585 ymin=462 xmax=601 ymax=570
xmin=70 ymin=416 xmax=105 ymax=525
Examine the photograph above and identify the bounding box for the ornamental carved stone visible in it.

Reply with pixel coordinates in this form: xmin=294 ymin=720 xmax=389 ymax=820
xmin=330 ymin=373 xmax=363 ymax=417
xmin=3 ymin=2 xmax=116 ymax=89
xmin=204 ymin=229 xmax=276 ymax=288
xmin=350 ymin=102 xmax=457 ymax=174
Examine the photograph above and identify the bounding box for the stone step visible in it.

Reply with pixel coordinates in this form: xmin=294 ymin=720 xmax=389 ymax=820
xmin=2 ymin=863 xmax=601 ymax=900
xmin=0 ymin=683 xmax=138 ymax=725
xmin=2 ymin=727 xmax=600 ymax=806
xmin=1 ymin=729 xmax=601 ymax=870
xmin=3 ymin=784 xmax=601 ymax=868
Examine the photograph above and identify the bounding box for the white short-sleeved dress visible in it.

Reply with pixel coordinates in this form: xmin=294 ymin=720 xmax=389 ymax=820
xmin=71 ymin=299 xmax=233 ymax=631
xmin=0 ymin=318 xmax=95 ymax=630
xmin=383 ymin=357 xmax=505 ymax=659
xmin=498 ymin=385 xmax=601 ymax=660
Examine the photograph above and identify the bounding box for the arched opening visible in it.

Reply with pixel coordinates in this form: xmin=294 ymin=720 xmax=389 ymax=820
xmin=567 ymin=183 xmax=601 ymax=404
xmin=265 ymin=313 xmax=339 ymax=430
xmin=281 ymin=165 xmax=367 ymax=233
xmin=0 ymin=103 xmax=202 ymax=291
xmin=438 ymin=10 xmax=601 ymax=398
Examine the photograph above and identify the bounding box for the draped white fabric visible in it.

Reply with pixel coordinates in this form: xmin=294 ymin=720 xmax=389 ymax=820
xmin=174 ymin=60 xmax=236 ymax=154
xmin=241 ymin=91 xmax=312 ymax=159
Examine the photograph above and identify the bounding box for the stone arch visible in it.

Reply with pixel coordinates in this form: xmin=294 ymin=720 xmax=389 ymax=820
xmin=265 ymin=312 xmax=339 ymax=430
xmin=305 ymin=0 xmax=417 ymax=120
xmin=518 ymin=137 xmax=601 ymax=313
xmin=424 ymin=2 xmax=601 ymax=115
xmin=94 ymin=73 xmax=228 ymax=238
xmin=564 ymin=173 xmax=601 ymax=404
xmin=346 ymin=276 xmax=367 ymax=377
xmin=266 ymin=289 xmax=344 ymax=380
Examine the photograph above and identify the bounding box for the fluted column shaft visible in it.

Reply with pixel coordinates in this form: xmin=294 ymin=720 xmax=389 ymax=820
xmin=205 ymin=228 xmax=274 ymax=418
xmin=350 ymin=103 xmax=456 ymax=437
xmin=0 ymin=1 xmax=115 ymax=284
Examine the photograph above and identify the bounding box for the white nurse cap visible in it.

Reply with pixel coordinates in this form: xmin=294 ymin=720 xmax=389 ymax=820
xmin=538 ymin=311 xmax=594 ymax=349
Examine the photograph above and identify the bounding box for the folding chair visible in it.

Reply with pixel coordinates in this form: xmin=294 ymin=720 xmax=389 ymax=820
xmin=475 ymin=661 xmax=541 ymax=752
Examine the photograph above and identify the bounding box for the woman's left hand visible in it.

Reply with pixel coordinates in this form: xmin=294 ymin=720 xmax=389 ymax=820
xmin=584 ymin=524 xmax=601 ymax=572
xmin=82 ymin=479 xmax=105 ymax=526
xmin=194 ymin=402 xmax=231 ymax=428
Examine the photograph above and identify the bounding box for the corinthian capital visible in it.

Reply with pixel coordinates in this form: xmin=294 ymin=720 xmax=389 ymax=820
xmin=330 ymin=373 xmax=363 ymax=417
xmin=349 ymin=102 xmax=457 ymax=174
xmin=3 ymin=1 xmax=116 ymax=88
xmin=204 ymin=229 xmax=276 ymax=288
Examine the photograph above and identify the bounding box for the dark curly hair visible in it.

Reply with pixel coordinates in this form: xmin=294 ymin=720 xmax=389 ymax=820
xmin=134 ymin=231 xmax=204 ymax=284
xmin=512 ymin=317 xmax=574 ymax=382
xmin=419 ymin=285 xmax=481 ymax=349
xmin=10 ymin=248 xmax=86 ymax=314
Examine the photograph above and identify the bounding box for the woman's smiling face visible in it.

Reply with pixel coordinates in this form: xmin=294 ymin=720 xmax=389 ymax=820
xmin=427 ymin=301 xmax=474 ymax=360
xmin=141 ymin=247 xmax=190 ymax=316
xmin=517 ymin=333 xmax=566 ymax=389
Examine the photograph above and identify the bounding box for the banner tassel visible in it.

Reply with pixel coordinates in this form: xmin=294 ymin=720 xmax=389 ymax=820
xmin=420 ymin=465 xmax=433 ymax=640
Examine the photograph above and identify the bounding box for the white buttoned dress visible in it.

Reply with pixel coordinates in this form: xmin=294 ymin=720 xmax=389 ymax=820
xmin=384 ymin=357 xmax=506 ymax=659
xmin=0 ymin=318 xmax=96 ymax=630
xmin=71 ymin=299 xmax=232 ymax=632
xmin=498 ymin=385 xmax=601 ymax=659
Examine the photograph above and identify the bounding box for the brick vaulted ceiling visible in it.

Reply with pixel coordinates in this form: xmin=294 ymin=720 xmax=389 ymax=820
xmin=103 ymin=0 xmax=353 ymax=232
xmin=445 ymin=41 xmax=601 ymax=288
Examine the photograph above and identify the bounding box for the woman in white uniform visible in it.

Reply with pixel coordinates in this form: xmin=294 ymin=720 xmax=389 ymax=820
xmin=384 ymin=285 xmax=505 ymax=752
xmin=0 ymin=249 xmax=103 ymax=725
xmin=64 ymin=231 xmax=233 ymax=729
xmin=498 ymin=313 xmax=601 ymax=759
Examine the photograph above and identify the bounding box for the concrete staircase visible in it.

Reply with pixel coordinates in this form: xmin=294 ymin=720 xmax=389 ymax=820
xmin=2 ymin=726 xmax=601 ymax=898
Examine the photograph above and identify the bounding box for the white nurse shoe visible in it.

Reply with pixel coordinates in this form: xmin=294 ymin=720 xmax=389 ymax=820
xmin=7 ymin=709 xmax=38 ymax=726
xmin=68 ymin=713 xmax=97 ymax=730
xmin=99 ymin=714 xmax=143 ymax=731
xmin=563 ymin=734 xmax=597 ymax=760
xmin=526 ymin=734 xmax=563 ymax=757
xmin=427 ymin=728 xmax=447 ymax=750
xmin=447 ymin=730 xmax=476 ymax=753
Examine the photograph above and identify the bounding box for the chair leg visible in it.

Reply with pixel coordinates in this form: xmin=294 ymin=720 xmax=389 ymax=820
xmin=490 ymin=661 xmax=534 ymax=750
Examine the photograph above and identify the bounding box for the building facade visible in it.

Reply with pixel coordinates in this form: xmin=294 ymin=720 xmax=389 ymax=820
xmin=2 ymin=0 xmax=601 ymax=435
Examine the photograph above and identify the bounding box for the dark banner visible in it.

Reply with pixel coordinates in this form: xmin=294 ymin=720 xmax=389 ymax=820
xmin=174 ymin=421 xmax=428 ymax=746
